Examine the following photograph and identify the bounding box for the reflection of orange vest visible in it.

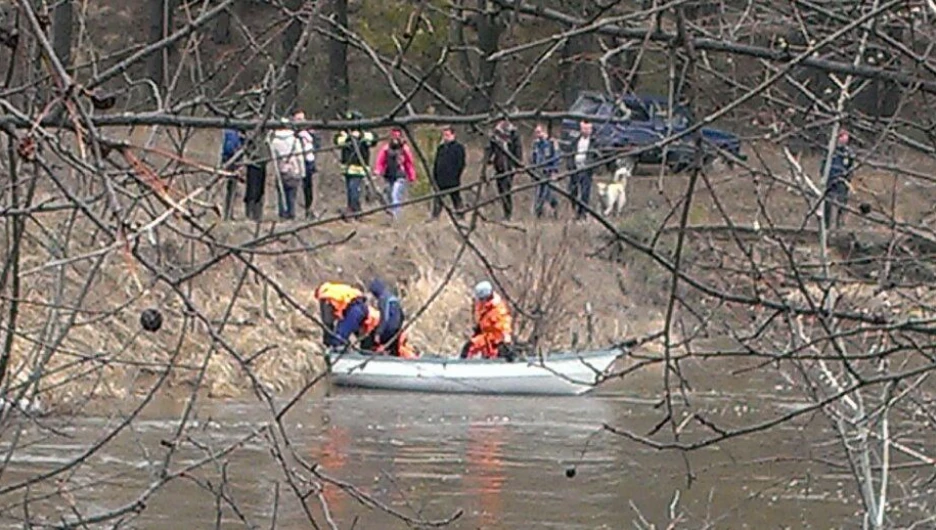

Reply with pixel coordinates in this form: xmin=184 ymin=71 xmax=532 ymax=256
xmin=315 ymin=282 xmax=365 ymax=319
xmin=466 ymin=423 xmax=506 ymax=527
xmin=316 ymin=425 xmax=349 ymax=520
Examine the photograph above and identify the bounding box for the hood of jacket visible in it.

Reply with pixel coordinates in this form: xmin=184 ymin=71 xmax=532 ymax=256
xmin=368 ymin=279 xmax=387 ymax=298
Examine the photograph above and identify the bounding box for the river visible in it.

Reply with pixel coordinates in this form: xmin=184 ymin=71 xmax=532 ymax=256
xmin=0 ymin=366 xmax=872 ymax=529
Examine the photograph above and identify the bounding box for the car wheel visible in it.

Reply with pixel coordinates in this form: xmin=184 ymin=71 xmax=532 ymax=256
xmin=667 ymin=160 xmax=687 ymax=175
xmin=702 ymin=154 xmax=720 ymax=173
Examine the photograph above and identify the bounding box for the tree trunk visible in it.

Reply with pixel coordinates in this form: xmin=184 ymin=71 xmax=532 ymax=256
xmin=212 ymin=1 xmax=233 ymax=45
xmin=558 ymin=0 xmax=602 ymax=107
xmin=52 ymin=0 xmax=72 ymax=72
xmin=448 ymin=0 xmax=476 ymax=92
xmin=326 ymin=0 xmax=349 ymax=116
xmin=466 ymin=0 xmax=502 ymax=113
xmin=148 ymin=0 xmax=177 ymax=92
xmin=280 ymin=0 xmax=303 ymax=114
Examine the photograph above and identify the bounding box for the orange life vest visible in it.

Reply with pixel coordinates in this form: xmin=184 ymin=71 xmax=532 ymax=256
xmin=395 ymin=333 xmax=417 ymax=359
xmin=314 ymin=282 xmax=365 ymax=319
xmin=467 ymin=292 xmax=513 ymax=359
xmin=360 ymin=305 xmax=381 ymax=336
xmin=360 ymin=307 xmax=420 ymax=359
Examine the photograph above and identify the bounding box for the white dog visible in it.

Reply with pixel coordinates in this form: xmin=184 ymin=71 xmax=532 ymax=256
xmin=597 ymin=156 xmax=633 ymax=216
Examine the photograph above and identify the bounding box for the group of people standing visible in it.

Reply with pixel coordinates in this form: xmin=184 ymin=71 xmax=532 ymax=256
xmin=467 ymin=118 xmax=600 ymax=222
xmin=221 ymin=109 xmax=322 ymax=221
xmin=220 ymin=110 xmax=606 ymax=224
xmin=221 ymin=109 xmax=418 ymax=222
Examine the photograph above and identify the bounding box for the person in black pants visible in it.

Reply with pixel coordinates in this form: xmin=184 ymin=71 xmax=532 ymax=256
xmin=486 ymin=119 xmax=523 ymax=221
xmin=430 ymin=125 xmax=467 ymax=220
xmin=821 ymin=128 xmax=857 ymax=230
xmin=565 ymin=120 xmax=599 ymax=221
xmin=293 ymin=110 xmax=319 ymax=219
xmin=242 ymin=131 xmax=267 ymax=222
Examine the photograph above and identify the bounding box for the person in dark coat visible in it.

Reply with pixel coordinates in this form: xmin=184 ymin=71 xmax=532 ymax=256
xmin=821 ymin=128 xmax=857 ymax=230
xmin=486 ymin=119 xmax=523 ymax=220
xmin=242 ymin=130 xmax=268 ymax=222
xmin=431 ymin=125 xmax=467 ymax=220
xmin=530 ymin=123 xmax=560 ymax=218
xmin=367 ymin=279 xmax=405 ymax=356
xmin=220 ymin=127 xmax=244 ymax=220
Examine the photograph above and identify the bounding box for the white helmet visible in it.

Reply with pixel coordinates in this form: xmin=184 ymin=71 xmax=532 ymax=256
xmin=473 ymin=281 xmax=493 ymax=300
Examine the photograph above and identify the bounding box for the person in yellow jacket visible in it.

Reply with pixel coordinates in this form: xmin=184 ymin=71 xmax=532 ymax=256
xmin=334 ymin=110 xmax=377 ymax=216
xmin=314 ymin=281 xmax=369 ymax=348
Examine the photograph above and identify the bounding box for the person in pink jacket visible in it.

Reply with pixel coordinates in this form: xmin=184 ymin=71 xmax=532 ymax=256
xmin=374 ymin=128 xmax=416 ymax=219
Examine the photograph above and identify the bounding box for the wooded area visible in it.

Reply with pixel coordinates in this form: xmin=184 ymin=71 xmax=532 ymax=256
xmin=0 ymin=0 xmax=935 ymax=528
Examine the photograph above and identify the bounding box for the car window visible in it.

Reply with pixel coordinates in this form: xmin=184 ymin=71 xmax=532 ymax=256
xmin=570 ymin=95 xmax=602 ymax=115
xmin=613 ymin=100 xmax=633 ymax=121
xmin=596 ymin=102 xmax=617 ymax=121
xmin=625 ymin=101 xmax=650 ymax=121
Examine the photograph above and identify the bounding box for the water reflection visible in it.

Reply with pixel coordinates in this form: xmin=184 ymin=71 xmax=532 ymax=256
xmin=0 ymin=388 xmax=862 ymax=529
xmin=465 ymin=422 xmax=507 ymax=527
xmin=310 ymin=391 xmax=616 ymax=529
xmin=313 ymin=424 xmax=350 ymax=522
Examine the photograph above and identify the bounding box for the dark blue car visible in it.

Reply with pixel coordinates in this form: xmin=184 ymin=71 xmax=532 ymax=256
xmin=560 ymin=91 xmax=744 ymax=173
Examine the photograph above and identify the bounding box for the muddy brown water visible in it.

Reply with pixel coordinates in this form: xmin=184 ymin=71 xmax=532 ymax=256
xmin=0 ymin=368 xmax=868 ymax=529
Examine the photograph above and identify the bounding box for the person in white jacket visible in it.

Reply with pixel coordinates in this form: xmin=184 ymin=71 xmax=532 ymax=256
xmin=292 ymin=110 xmax=319 ymax=219
xmin=268 ymin=119 xmax=306 ymax=220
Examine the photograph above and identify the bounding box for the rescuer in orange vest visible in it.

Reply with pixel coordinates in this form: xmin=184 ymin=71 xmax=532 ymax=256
xmin=314 ymin=281 xmax=415 ymax=357
xmin=460 ymin=280 xmax=516 ymax=361
xmin=314 ymin=281 xmax=371 ymax=349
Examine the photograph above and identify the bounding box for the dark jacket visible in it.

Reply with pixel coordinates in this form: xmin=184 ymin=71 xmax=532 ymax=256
xmin=368 ymin=279 xmax=404 ymax=341
xmin=326 ymin=298 xmax=368 ymax=347
xmin=530 ymin=137 xmax=560 ymax=177
xmin=432 ymin=139 xmax=466 ymax=187
xmin=820 ymin=145 xmax=856 ymax=188
xmin=242 ymin=132 xmax=267 ymax=171
xmin=334 ymin=130 xmax=377 ymax=177
xmin=487 ymin=126 xmax=523 ymax=175
xmin=564 ymin=134 xmax=601 ymax=174
xmin=221 ymin=129 xmax=243 ymax=168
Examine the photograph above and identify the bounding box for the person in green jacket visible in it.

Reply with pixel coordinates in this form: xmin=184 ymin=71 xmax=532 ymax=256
xmin=334 ymin=110 xmax=377 ymax=215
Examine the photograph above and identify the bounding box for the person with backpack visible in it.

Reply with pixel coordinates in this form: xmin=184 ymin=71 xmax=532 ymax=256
xmin=821 ymin=128 xmax=857 ymax=230
xmin=220 ymin=127 xmax=244 ymax=220
xmin=485 ymin=119 xmax=523 ymax=221
xmin=367 ymin=278 xmax=416 ymax=358
xmin=269 ymin=118 xmax=306 ymax=220
xmin=334 ymin=110 xmax=377 ymax=217
xmin=374 ymin=128 xmax=416 ymax=219
xmin=292 ymin=110 xmax=320 ymax=219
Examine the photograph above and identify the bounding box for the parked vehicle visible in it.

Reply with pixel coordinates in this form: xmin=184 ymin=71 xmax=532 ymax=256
xmin=559 ymin=91 xmax=745 ymax=173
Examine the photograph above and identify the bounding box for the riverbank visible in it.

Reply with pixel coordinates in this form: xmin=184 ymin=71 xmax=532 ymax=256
xmin=6 ymin=127 xmax=936 ymax=412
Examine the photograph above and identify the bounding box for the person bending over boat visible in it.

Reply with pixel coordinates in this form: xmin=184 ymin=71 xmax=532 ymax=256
xmin=357 ymin=298 xmax=417 ymax=359
xmin=314 ymin=281 xmax=370 ymax=349
xmin=367 ymin=279 xmax=417 ymax=358
xmin=460 ymin=281 xmax=516 ymax=361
